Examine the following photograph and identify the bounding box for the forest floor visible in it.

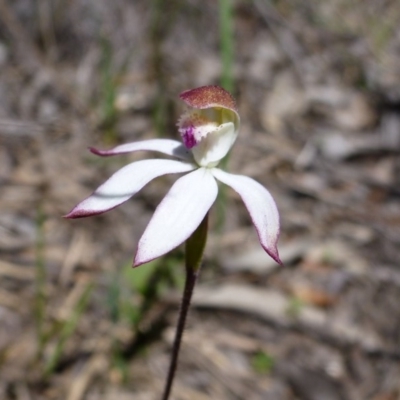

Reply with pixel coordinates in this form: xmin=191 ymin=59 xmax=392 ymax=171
xmin=1 ymin=1 xmax=400 ymax=399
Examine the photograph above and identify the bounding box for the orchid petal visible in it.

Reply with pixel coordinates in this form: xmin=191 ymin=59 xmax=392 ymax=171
xmin=65 ymin=159 xmax=195 ymax=218
xmin=134 ymin=168 xmax=218 ymax=266
xmin=90 ymin=139 xmax=192 ymax=161
xmin=191 ymin=121 xmax=237 ymax=167
xmin=212 ymin=168 xmax=281 ymax=264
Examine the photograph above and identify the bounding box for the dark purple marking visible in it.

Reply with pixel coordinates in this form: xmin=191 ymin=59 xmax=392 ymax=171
xmin=181 ymin=126 xmax=197 ymax=149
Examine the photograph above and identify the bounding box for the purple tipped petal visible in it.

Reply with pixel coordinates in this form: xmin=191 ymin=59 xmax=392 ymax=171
xmin=89 ymin=139 xmax=192 ymax=161
xmin=212 ymin=168 xmax=282 ymax=265
xmin=65 ymin=159 xmax=195 ymax=219
xmin=134 ymin=168 xmax=218 ymax=266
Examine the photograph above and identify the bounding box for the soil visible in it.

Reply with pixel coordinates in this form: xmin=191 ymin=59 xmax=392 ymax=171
xmin=1 ymin=1 xmax=400 ymax=399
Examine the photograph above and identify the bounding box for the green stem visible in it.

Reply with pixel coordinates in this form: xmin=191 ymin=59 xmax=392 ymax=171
xmin=217 ymin=0 xmax=235 ymax=229
xmin=35 ymin=206 xmax=46 ymax=358
xmin=161 ymin=214 xmax=209 ymax=400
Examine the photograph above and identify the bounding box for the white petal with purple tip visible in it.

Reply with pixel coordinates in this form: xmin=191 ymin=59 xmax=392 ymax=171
xmin=212 ymin=168 xmax=281 ymax=264
xmin=90 ymin=139 xmax=192 ymax=161
xmin=134 ymin=168 xmax=218 ymax=266
xmin=65 ymin=159 xmax=195 ymax=218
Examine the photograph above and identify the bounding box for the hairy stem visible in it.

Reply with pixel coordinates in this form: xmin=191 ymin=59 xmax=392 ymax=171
xmin=161 ymin=214 xmax=209 ymax=400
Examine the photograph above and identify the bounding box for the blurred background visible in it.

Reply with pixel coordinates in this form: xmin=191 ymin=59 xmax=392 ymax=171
xmin=1 ymin=0 xmax=400 ymax=399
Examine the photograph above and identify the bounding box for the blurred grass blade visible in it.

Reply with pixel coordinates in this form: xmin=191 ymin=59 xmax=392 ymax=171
xmin=217 ymin=0 xmax=235 ymax=230
xmin=44 ymin=283 xmax=93 ymax=376
xmin=99 ymin=36 xmax=117 ymax=142
xmin=219 ymin=0 xmax=234 ymax=93
xmin=35 ymin=206 xmax=47 ymax=358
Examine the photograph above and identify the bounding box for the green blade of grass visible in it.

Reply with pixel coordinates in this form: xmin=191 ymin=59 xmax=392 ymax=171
xmin=44 ymin=282 xmax=93 ymax=376
xmin=34 ymin=206 xmax=47 ymax=358
xmin=216 ymin=0 xmax=236 ymax=230
xmin=99 ymin=36 xmax=117 ymax=142
xmin=219 ymin=0 xmax=234 ymax=93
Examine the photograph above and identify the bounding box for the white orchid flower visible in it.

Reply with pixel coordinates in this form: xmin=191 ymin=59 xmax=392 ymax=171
xmin=65 ymin=85 xmax=281 ymax=266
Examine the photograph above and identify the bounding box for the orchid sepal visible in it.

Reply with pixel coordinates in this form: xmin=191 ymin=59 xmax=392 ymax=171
xmin=64 ymin=159 xmax=195 ymax=219
xmin=212 ymin=168 xmax=282 ymax=265
xmin=134 ymin=168 xmax=218 ymax=267
xmin=89 ymin=139 xmax=192 ymax=161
